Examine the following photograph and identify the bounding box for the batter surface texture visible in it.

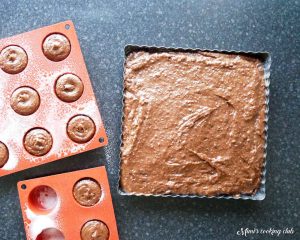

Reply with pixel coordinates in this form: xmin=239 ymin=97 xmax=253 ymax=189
xmin=73 ymin=178 xmax=102 ymax=207
xmin=80 ymin=220 xmax=109 ymax=240
xmin=120 ymin=50 xmax=266 ymax=196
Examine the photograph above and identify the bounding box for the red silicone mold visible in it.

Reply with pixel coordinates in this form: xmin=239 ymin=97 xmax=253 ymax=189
xmin=0 ymin=20 xmax=108 ymax=177
xmin=18 ymin=166 xmax=119 ymax=240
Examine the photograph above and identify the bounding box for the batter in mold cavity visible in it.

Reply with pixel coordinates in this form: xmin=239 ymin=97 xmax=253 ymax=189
xmin=81 ymin=220 xmax=109 ymax=240
xmin=0 ymin=45 xmax=28 ymax=74
xmin=42 ymin=33 xmax=71 ymax=61
xmin=10 ymin=87 xmax=40 ymax=115
xmin=24 ymin=128 xmax=53 ymax=156
xmin=0 ymin=142 xmax=9 ymax=168
xmin=67 ymin=115 xmax=96 ymax=143
xmin=55 ymin=73 xmax=84 ymax=102
xmin=73 ymin=178 xmax=102 ymax=207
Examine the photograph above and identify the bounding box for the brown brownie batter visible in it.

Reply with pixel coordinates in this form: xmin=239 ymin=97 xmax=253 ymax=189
xmin=10 ymin=87 xmax=40 ymax=115
xmin=81 ymin=220 xmax=109 ymax=240
xmin=0 ymin=142 xmax=9 ymax=168
xmin=55 ymin=73 xmax=84 ymax=102
xmin=24 ymin=128 xmax=53 ymax=156
xmin=42 ymin=33 xmax=71 ymax=61
xmin=73 ymin=178 xmax=101 ymax=206
xmin=0 ymin=45 xmax=28 ymax=74
xmin=67 ymin=115 xmax=96 ymax=143
xmin=120 ymin=50 xmax=266 ymax=196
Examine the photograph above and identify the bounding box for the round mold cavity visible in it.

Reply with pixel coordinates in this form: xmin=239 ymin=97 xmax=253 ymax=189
xmin=28 ymin=185 xmax=58 ymax=213
xmin=73 ymin=178 xmax=102 ymax=207
xmin=23 ymin=128 xmax=53 ymax=156
xmin=36 ymin=228 xmax=65 ymax=240
xmin=80 ymin=220 xmax=110 ymax=240
xmin=10 ymin=86 xmax=40 ymax=116
xmin=0 ymin=45 xmax=28 ymax=74
xmin=42 ymin=33 xmax=71 ymax=62
xmin=54 ymin=73 xmax=84 ymax=103
xmin=0 ymin=141 xmax=9 ymax=168
xmin=67 ymin=115 xmax=96 ymax=144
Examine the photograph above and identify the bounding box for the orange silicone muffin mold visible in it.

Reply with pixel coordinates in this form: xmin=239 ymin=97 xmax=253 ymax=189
xmin=0 ymin=20 xmax=108 ymax=177
xmin=18 ymin=166 xmax=119 ymax=240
